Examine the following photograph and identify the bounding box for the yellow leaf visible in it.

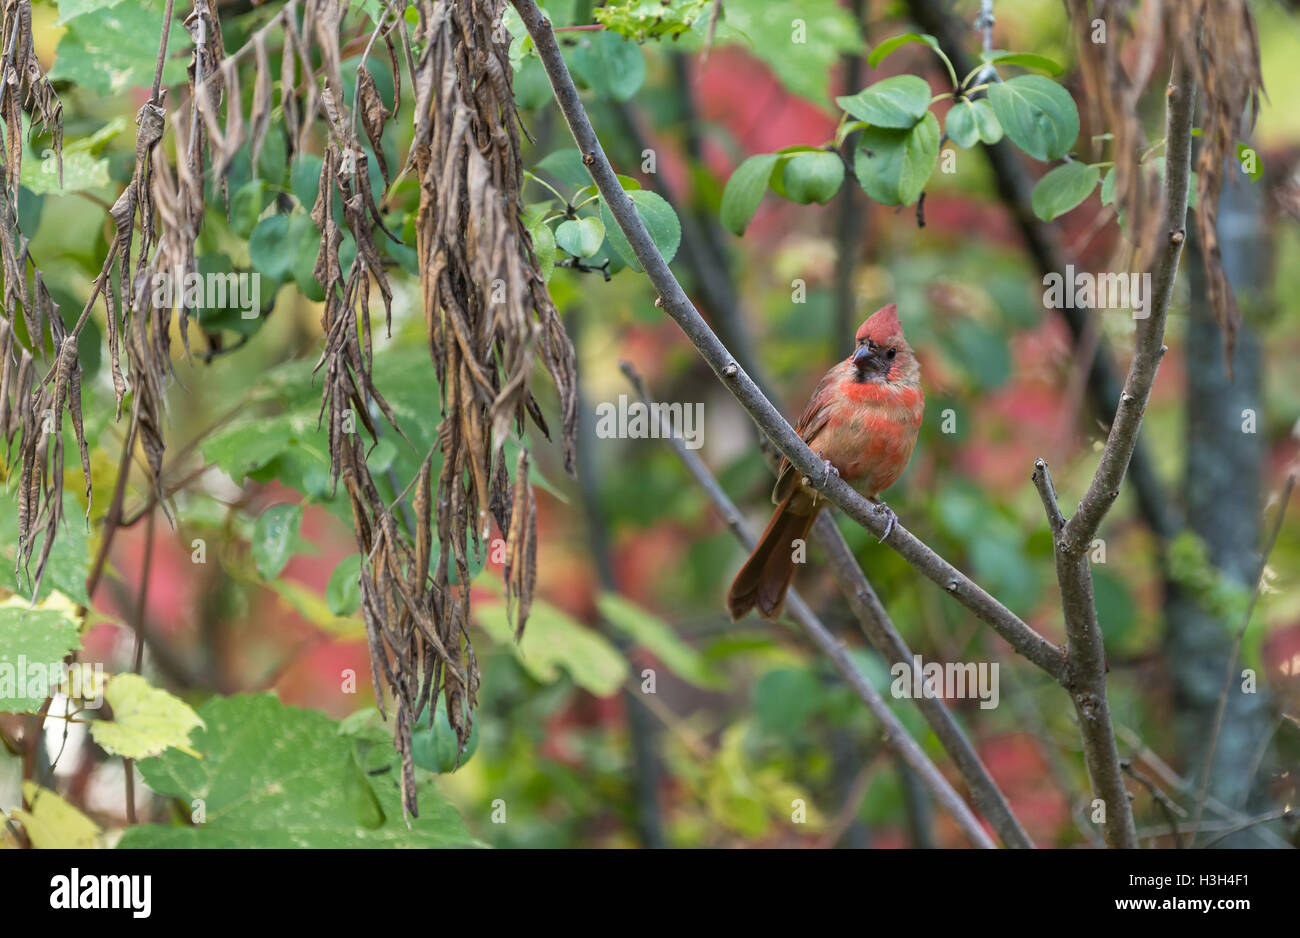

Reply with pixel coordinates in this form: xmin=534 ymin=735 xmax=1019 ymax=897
xmin=90 ymin=674 xmax=204 ymax=760
xmin=14 ymin=782 xmax=100 ymax=849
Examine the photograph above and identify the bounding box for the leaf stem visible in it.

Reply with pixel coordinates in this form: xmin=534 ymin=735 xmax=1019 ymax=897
xmin=523 ymin=169 xmax=569 ymax=204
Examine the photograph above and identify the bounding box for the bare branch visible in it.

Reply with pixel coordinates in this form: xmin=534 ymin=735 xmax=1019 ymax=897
xmin=1121 ymin=759 xmax=1185 ymax=848
xmin=1031 ymin=458 xmax=1065 ymax=537
xmin=811 ymin=513 xmax=1034 ymax=848
xmin=511 ymin=0 xmax=1067 ymax=682
xmin=1198 ymin=809 xmax=1295 ymax=849
xmin=615 ymin=46 xmax=1028 ymax=847
xmin=619 ymin=362 xmax=995 ymax=849
xmin=1039 ymin=48 xmax=1197 ymax=850
xmin=1065 ymin=55 xmax=1196 ymax=549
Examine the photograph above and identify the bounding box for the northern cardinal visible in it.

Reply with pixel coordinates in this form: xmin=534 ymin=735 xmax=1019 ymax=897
xmin=726 ymin=303 xmax=923 ymax=620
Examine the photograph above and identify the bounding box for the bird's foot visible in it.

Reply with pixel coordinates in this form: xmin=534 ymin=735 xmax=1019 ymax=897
xmin=822 ymin=458 xmax=839 ymax=486
xmin=873 ymin=501 xmax=896 ymax=542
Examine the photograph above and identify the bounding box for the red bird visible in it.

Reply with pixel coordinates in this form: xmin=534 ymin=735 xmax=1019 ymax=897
xmin=727 ymin=303 xmax=924 ymax=620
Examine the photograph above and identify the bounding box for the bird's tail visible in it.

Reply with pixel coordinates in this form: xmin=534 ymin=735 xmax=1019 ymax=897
xmin=726 ymin=495 xmax=819 ymax=620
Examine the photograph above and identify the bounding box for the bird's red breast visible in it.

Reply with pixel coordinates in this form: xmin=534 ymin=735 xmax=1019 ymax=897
xmin=774 ymin=303 xmax=924 ymax=506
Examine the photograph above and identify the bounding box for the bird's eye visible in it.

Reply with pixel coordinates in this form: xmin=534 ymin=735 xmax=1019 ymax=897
xmin=887 ymin=347 xmax=897 ymax=360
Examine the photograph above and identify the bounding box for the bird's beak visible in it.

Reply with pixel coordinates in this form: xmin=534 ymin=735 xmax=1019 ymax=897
xmin=852 ymin=344 xmax=875 ymax=367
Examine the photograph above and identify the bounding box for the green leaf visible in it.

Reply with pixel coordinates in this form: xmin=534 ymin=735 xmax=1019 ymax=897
xmin=201 ymin=413 xmax=300 ymax=482
xmin=50 ymin=3 xmax=191 ymax=96
xmin=248 ymin=214 xmax=292 ymax=283
xmin=977 ymin=99 xmax=1003 ymax=143
xmin=706 ymin=0 xmax=864 ymax=107
xmin=1100 ymin=167 xmax=1117 ymax=206
xmin=340 ymin=745 xmax=385 ymax=829
xmin=528 ymin=216 xmax=557 ymax=281
xmin=836 ymin=74 xmax=932 ymax=129
xmin=599 ymin=190 xmax=681 ymax=271
xmin=720 ymin=153 xmax=779 ymax=235
xmin=290 ymin=153 xmax=324 ymax=209
xmin=229 ymin=179 xmax=268 ymax=239
xmin=410 ymin=696 xmax=480 ymax=773
xmin=986 ymin=75 xmax=1079 ymax=161
xmin=326 ymin=555 xmax=362 ymax=617
xmin=90 ymin=674 xmax=204 ymax=760
xmin=755 ymin=668 xmax=823 ymax=737
xmin=513 ymin=55 xmax=553 ymax=110
xmin=0 ymin=605 xmax=82 ymax=713
xmin=555 ymin=215 xmax=606 ymax=258
xmin=945 ymin=98 xmax=1002 ymax=148
xmin=979 ymin=50 xmax=1064 ymax=76
xmin=571 ymin=31 xmax=646 ymax=102
xmin=475 ymin=599 xmax=628 ymax=697
xmin=119 ymin=694 xmax=482 ymax=847
xmin=867 ymin=32 xmax=944 ymax=68
xmin=595 ymin=0 xmax=708 ymax=41
xmin=1030 ymin=161 xmax=1100 ymax=221
xmin=19 ymin=150 xmax=109 ymax=195
xmin=853 ymin=111 xmax=940 ymax=206
xmin=945 ymin=100 xmax=979 ymax=149
xmin=0 ymin=492 xmax=90 ymax=606
xmin=597 ymin=592 xmax=725 ymax=689
xmin=56 ymin=0 xmax=124 ymax=23
xmin=252 ymin=504 xmax=302 ymax=580
xmin=18 ymin=186 xmax=43 ymax=235
xmin=534 ymin=148 xmax=590 ymax=191
xmin=780 ymin=151 xmax=845 ymax=204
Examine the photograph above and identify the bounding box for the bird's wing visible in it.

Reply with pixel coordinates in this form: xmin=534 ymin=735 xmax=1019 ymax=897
xmin=772 ymin=367 xmax=842 ymax=504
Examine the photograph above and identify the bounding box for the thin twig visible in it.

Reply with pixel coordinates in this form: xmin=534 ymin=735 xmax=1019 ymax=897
xmin=1191 ymin=473 xmax=1296 ymax=839
xmin=1199 ymin=808 xmax=1294 ymax=849
xmin=1121 ymin=759 xmax=1184 ymax=848
xmin=816 ymin=752 xmax=884 ymax=849
xmin=149 ymin=0 xmax=177 ymax=105
xmin=1118 ymin=723 xmax=1292 ymax=848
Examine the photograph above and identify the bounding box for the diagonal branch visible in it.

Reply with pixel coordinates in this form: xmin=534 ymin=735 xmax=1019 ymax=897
xmin=611 ymin=72 xmax=1029 ymax=847
xmin=619 ymin=363 xmax=995 ymax=848
xmin=510 ymin=0 xmax=1067 ymax=683
xmin=811 ymin=513 xmax=1034 ymax=848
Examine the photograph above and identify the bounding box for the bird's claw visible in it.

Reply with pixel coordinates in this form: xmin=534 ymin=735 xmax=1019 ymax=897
xmin=822 ymin=459 xmax=839 ymax=486
xmin=874 ymin=502 xmax=896 ymax=543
